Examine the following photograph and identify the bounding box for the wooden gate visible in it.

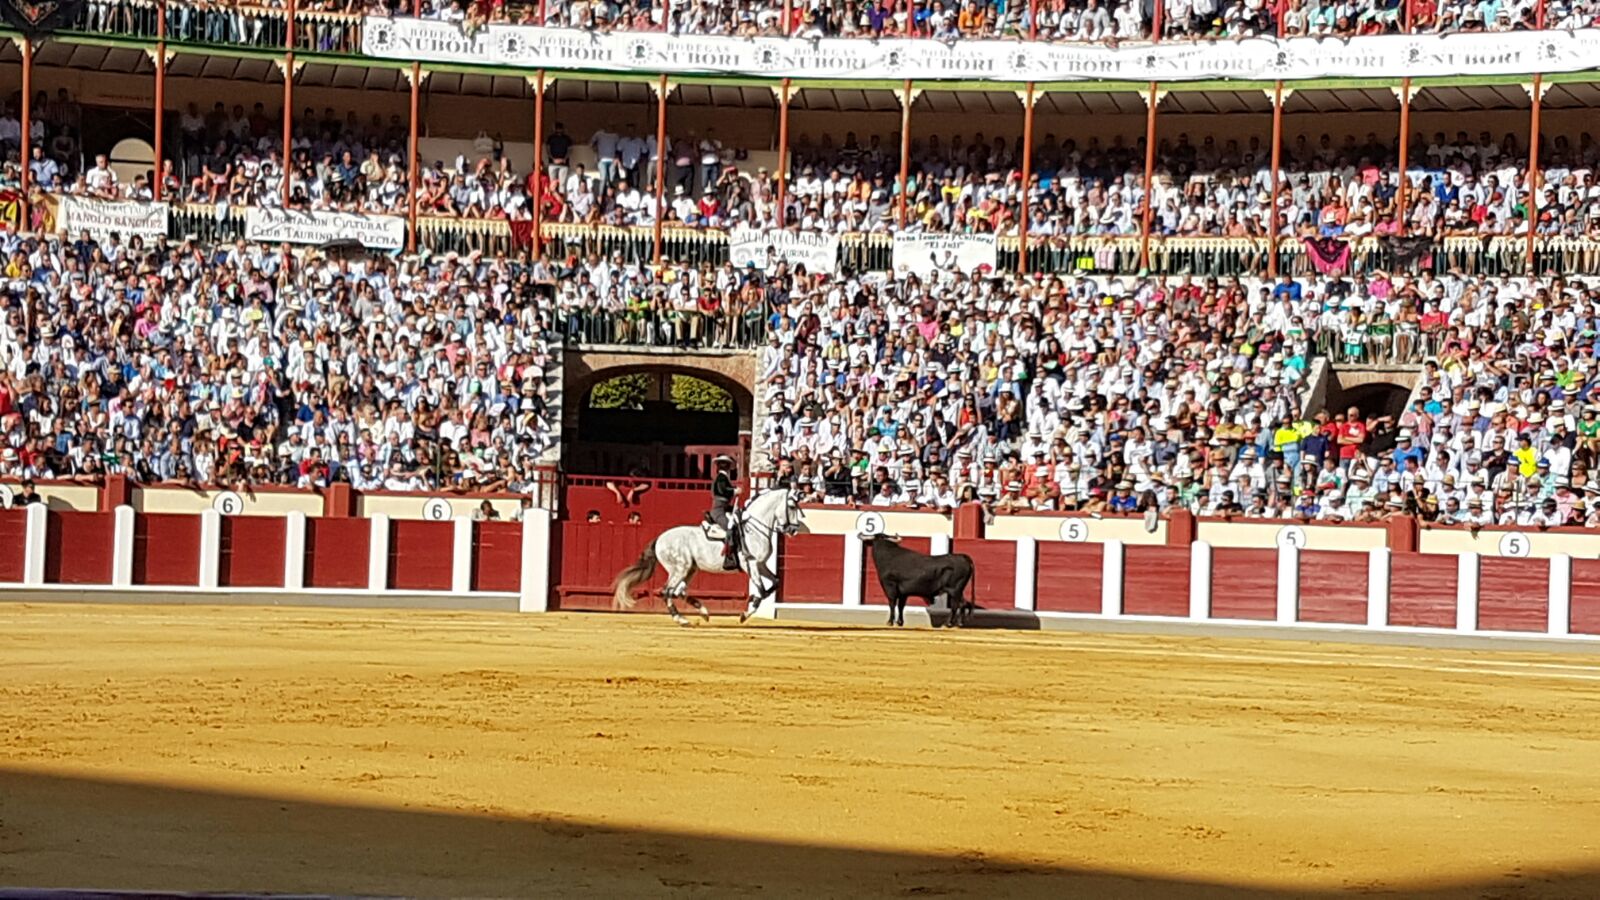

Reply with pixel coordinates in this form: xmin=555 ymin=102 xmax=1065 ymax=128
xmin=554 ymin=520 xmax=750 ymax=613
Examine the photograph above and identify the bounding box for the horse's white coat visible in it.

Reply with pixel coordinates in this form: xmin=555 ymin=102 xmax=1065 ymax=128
xmin=613 ymin=489 xmax=803 ymax=624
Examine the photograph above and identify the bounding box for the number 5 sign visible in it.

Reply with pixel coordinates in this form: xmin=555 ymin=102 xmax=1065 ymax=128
xmin=1498 ymin=532 xmax=1531 ymax=558
xmin=856 ymin=512 xmax=886 ymax=537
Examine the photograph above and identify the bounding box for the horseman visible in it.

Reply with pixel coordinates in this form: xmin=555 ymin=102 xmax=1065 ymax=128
xmin=707 ymin=454 xmax=740 ymax=570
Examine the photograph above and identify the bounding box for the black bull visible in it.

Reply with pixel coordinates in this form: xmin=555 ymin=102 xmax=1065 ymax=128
xmin=866 ymin=536 xmax=976 ymax=628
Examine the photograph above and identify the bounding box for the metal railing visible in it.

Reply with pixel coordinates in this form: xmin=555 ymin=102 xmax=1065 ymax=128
xmin=556 ymin=308 xmax=768 ymax=350
xmin=25 ymin=195 xmax=1600 ymax=279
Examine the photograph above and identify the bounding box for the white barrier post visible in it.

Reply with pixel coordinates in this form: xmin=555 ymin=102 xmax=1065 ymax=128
xmin=519 ymin=512 xmax=550 ymax=612
xmin=1276 ymin=543 xmax=1299 ymax=625
xmin=22 ymin=503 xmax=47 ymax=585
xmin=198 ymin=509 xmax=222 ymax=590
xmin=1456 ymin=552 xmax=1480 ymax=632
xmin=1014 ymin=537 xmax=1037 ymax=611
xmin=1188 ymin=541 xmax=1211 ymax=620
xmin=111 ymin=505 xmax=135 ymax=587
xmin=1366 ymin=547 xmax=1390 ymax=628
xmin=928 ymin=533 xmax=953 ymax=612
xmin=1549 ymin=554 xmax=1572 ymax=638
xmin=283 ymin=511 xmax=307 ymax=590
xmin=841 ymin=537 xmax=864 ymax=606
xmin=451 ymin=516 xmax=474 ymax=593
xmin=367 ymin=513 xmax=390 ymax=592
xmin=1100 ymin=539 xmax=1124 ymax=616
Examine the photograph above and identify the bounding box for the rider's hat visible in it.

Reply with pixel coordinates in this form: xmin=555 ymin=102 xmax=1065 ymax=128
xmin=713 ymin=454 xmax=734 ymax=465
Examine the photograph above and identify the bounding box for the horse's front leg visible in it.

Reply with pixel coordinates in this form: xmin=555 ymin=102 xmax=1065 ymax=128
xmin=740 ymin=566 xmax=775 ymax=623
xmin=664 ymin=581 xmax=691 ymax=627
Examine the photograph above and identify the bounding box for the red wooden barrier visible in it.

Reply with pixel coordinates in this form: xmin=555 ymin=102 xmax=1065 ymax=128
xmin=1035 ymin=542 xmax=1103 ymax=613
xmin=1209 ymin=548 xmax=1277 ymax=620
xmin=1388 ymin=552 xmax=1458 ymax=628
xmin=953 ymin=538 xmax=1016 ymax=611
xmin=864 ymin=536 xmax=932 ymax=607
xmin=45 ymin=510 xmax=114 ymax=584
xmin=1569 ymin=559 xmax=1600 ymax=635
xmin=558 ymin=521 xmax=747 ymax=613
xmin=1297 ymin=550 xmax=1369 ymax=625
xmin=473 ymin=521 xmax=522 ymax=592
xmin=562 ymin=484 xmax=708 ymax=527
xmin=133 ymin=513 xmax=201 ymax=586
xmin=777 ymin=534 xmax=845 ymax=603
xmin=1122 ymin=545 xmax=1190 ymax=616
xmin=1477 ymin=557 xmax=1549 ymax=633
xmin=220 ymin=516 xmax=286 ymax=588
xmin=305 ymin=517 xmax=371 ymax=589
xmin=389 ymin=520 xmax=454 ymax=591
xmin=0 ymin=509 xmax=26 ymax=583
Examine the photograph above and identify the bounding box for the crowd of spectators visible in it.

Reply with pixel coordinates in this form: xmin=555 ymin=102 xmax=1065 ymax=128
xmin=396 ymin=0 xmax=1579 ymax=39
xmin=756 ymin=263 xmax=1600 ymax=528
xmin=0 ymin=230 xmax=558 ymax=495
xmin=9 ymin=83 xmax=1600 ymax=247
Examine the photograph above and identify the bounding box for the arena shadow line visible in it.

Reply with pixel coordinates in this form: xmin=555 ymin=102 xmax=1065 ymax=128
xmin=0 ymin=766 xmax=1594 ymax=899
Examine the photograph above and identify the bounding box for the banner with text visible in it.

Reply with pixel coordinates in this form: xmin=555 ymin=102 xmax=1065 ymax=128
xmin=729 ymin=228 xmax=839 ymax=274
xmin=245 ymin=208 xmax=406 ymax=249
xmin=57 ymin=196 xmax=169 ymax=239
xmin=891 ymin=234 xmax=997 ymax=276
xmin=363 ymin=18 xmax=1600 ymax=84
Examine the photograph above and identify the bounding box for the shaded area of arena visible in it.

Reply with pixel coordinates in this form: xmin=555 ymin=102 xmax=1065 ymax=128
xmin=5 ymin=766 xmax=1600 ymax=899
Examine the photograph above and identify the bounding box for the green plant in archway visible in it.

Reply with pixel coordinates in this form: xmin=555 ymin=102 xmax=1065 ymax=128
xmin=671 ymin=375 xmax=734 ymax=413
xmin=589 ymin=373 xmax=649 ymax=409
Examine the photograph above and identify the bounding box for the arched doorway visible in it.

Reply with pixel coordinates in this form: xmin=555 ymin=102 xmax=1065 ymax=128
xmin=1328 ymin=381 xmax=1413 ymax=422
xmin=566 ymin=367 xmax=752 ymax=480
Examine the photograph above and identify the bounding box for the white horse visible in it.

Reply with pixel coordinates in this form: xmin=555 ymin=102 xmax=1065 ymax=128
xmin=612 ymin=488 xmax=803 ymax=625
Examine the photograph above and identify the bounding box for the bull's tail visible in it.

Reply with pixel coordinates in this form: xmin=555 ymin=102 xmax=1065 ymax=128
xmin=612 ymin=542 xmax=659 ymax=610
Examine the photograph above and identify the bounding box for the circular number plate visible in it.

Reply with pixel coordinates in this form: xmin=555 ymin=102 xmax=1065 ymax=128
xmin=212 ymin=491 xmax=244 ymax=516
xmin=856 ymin=511 xmax=886 ymax=537
xmin=423 ymin=497 xmax=455 ymax=522
xmin=1276 ymin=525 xmax=1307 ymax=549
xmin=1059 ymin=518 xmax=1089 ymax=542
xmin=1498 ymin=531 xmax=1531 ymax=558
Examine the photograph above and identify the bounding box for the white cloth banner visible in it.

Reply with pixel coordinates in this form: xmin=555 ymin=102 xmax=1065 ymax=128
xmin=58 ymin=196 xmax=169 ymax=239
xmin=245 ymin=208 xmax=406 ymax=249
xmin=892 ymin=234 xmax=997 ymax=276
xmin=363 ymin=17 xmax=1600 ymax=83
xmin=729 ymin=228 xmax=839 ymax=274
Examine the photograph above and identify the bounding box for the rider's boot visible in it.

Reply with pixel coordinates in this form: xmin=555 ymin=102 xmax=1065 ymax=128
xmin=722 ymin=540 xmax=739 ymax=571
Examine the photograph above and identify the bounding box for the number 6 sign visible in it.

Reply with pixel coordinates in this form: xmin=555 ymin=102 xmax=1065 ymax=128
xmin=423 ymin=498 xmax=454 ymax=522
xmin=212 ymin=491 xmax=244 ymax=516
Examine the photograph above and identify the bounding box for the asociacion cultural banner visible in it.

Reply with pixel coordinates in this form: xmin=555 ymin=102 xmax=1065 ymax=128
xmin=245 ymin=208 xmax=406 ymax=250
xmin=57 ymin=196 xmax=169 ymax=239
xmin=892 ymin=234 xmax=997 ymax=276
xmin=362 ymin=17 xmax=1600 ymax=84
xmin=729 ymin=227 xmax=839 ymax=274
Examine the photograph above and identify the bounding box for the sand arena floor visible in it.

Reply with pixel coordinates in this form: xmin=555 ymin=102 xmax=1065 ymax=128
xmin=3 ymin=604 xmax=1600 ymax=898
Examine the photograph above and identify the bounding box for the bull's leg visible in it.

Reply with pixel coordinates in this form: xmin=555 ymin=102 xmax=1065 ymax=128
xmin=886 ymin=593 xmax=897 ymax=627
xmin=896 ymin=596 xmax=907 ymax=628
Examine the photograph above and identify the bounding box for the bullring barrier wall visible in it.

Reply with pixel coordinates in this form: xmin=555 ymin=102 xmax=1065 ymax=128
xmin=4 ymin=487 xmax=1600 ymax=647
xmin=0 ymin=504 xmax=551 ymax=614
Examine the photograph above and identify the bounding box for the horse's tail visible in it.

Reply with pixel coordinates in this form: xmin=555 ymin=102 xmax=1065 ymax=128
xmin=612 ymin=541 xmax=659 ymax=610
